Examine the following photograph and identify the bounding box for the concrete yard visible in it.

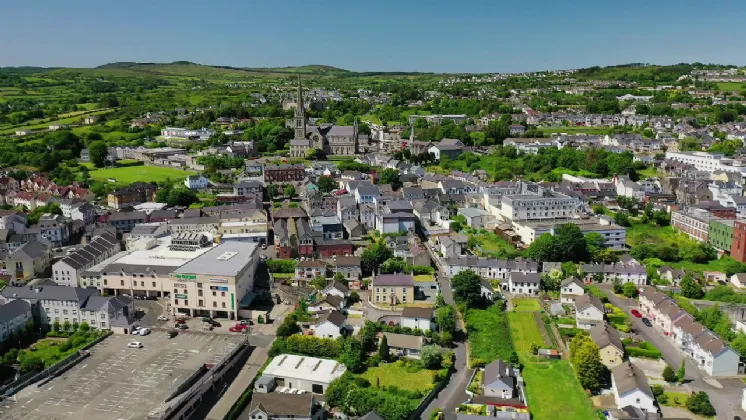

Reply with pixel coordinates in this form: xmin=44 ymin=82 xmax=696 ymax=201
xmin=0 ymin=331 xmax=246 ymax=420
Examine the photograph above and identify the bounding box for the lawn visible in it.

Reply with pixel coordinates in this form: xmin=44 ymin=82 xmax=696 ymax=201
xmin=471 ymin=232 xmax=518 ymax=259
xmin=512 ymin=298 xmax=541 ymax=313
xmin=637 ymin=167 xmax=662 ymax=179
xmin=716 ymin=82 xmax=746 ymax=91
xmin=414 ymin=275 xmax=435 ymax=283
xmin=509 ymin=304 xmax=597 ymax=420
xmin=21 ymin=331 xmax=106 ymax=368
xmin=88 ymin=165 xmax=196 ymax=184
xmin=359 ymin=362 xmax=437 ymax=393
xmin=465 ymin=305 xmax=514 ymax=365
xmin=661 ymin=391 xmax=689 ymax=409
xmin=0 ymin=109 xmax=115 ymax=135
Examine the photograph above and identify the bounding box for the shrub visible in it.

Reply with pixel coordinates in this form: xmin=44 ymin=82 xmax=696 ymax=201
xmin=266 ymin=259 xmax=296 ymax=273
xmin=687 ymin=391 xmax=715 ymax=417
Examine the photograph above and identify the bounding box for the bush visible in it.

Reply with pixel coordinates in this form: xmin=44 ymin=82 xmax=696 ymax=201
xmin=687 ymin=391 xmax=715 ymax=417
xmin=266 ymin=259 xmax=297 ymax=273
xmin=662 ymin=364 xmax=676 ymax=382
xmin=626 ymin=344 xmax=662 ymax=359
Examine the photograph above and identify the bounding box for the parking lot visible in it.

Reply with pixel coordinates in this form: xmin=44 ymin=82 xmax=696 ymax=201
xmin=0 ymin=331 xmax=246 ymax=420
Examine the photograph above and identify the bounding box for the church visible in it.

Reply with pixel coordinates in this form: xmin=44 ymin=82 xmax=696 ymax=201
xmin=288 ymin=77 xmax=367 ymax=157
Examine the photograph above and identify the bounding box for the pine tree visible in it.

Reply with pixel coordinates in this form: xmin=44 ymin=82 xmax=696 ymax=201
xmin=662 ymin=364 xmax=676 ymax=382
xmin=677 ymin=360 xmax=686 ymax=383
xmin=378 ymin=334 xmax=389 ymax=362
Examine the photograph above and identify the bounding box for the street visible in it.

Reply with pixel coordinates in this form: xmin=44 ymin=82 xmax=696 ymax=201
xmin=600 ymin=285 xmax=744 ymax=420
xmin=421 ymin=247 xmax=472 ymax=420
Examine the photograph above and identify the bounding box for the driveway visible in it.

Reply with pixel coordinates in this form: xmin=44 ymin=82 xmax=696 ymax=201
xmin=134 ymin=299 xmax=165 ymax=326
xmin=599 ymin=285 xmax=745 ymax=419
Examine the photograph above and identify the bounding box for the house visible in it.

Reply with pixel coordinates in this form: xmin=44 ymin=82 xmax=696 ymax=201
xmin=184 ymin=175 xmax=209 ymax=189
xmin=480 ymin=279 xmax=494 ymax=301
xmin=308 ymin=295 xmax=345 ymax=313
xmin=5 ymin=241 xmax=50 ymax=281
xmin=311 ymin=310 xmax=347 ymax=339
xmin=401 ymin=306 xmax=434 ymax=331
xmin=508 ymin=272 xmax=540 ymax=295
xmin=658 ymin=266 xmax=685 ymax=285
xmin=575 ymin=294 xmax=605 ymax=330
xmin=382 ymin=332 xmax=424 ymax=359
xmin=234 ymin=180 xmax=263 ymax=199
xmin=109 ymin=211 xmax=148 ymax=233
xmin=245 ymin=393 xmax=323 ymax=420
xmin=260 ymin=354 xmax=347 ymax=394
xmin=509 ymin=124 xmax=526 ymax=135
xmin=295 ymin=260 xmax=326 ymax=280
xmin=590 ymin=322 xmax=625 ymax=368
xmin=611 ymin=362 xmax=656 ymax=412
xmin=354 ymin=185 xmax=380 ymax=204
xmin=731 ymin=273 xmax=746 ymax=289
xmin=107 ymin=182 xmax=157 ymax=209
xmin=457 ymin=207 xmax=494 ymax=229
xmin=560 ymin=277 xmax=585 ymax=304
xmin=369 ymin=274 xmax=415 ymax=305
xmin=322 ymin=281 xmax=349 ymax=299
xmin=483 ymin=359 xmax=520 ymax=400
xmin=690 ymin=330 xmax=740 ymax=376
xmin=334 ymin=256 xmax=361 ymax=281
xmin=0 ymin=299 xmax=33 ymax=342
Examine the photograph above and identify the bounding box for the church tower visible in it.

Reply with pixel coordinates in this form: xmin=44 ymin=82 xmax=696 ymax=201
xmin=293 ymin=75 xmax=306 ymax=140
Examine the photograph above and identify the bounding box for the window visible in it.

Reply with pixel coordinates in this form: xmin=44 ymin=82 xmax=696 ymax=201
xmin=152 ymin=282 xmax=156 ymax=287
xmin=221 ymin=292 xmax=225 ymax=297
xmin=222 ymin=302 xmax=226 ymax=308
xmin=184 ymin=300 xmax=189 ymax=306
xmin=120 ymin=280 xmax=124 ymax=286
xmin=174 ymin=299 xmax=179 ymax=305
xmin=213 ymin=302 xmax=217 ymax=307
xmin=174 ymin=289 xmax=178 ymax=294
xmin=104 ymin=279 xmax=108 ymax=285
xmin=198 ymin=290 xmax=203 ymax=297
xmin=199 ymin=300 xmax=204 ymax=307
xmin=212 ymin=291 xmax=216 ymax=296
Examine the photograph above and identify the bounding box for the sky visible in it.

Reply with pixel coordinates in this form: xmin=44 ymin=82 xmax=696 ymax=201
xmin=1 ymin=0 xmax=746 ymax=73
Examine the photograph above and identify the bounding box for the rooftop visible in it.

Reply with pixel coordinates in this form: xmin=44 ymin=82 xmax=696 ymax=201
xmin=262 ymin=354 xmax=347 ymax=384
xmin=173 ymin=242 xmax=258 ymax=277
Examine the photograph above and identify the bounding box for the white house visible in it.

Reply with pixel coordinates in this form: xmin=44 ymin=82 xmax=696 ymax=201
xmin=508 ymin=272 xmax=540 ymax=295
xmin=184 ymin=175 xmax=209 ymax=189
xmin=611 ymin=362 xmax=657 ymax=412
xmin=575 ymin=294 xmax=605 ymax=330
xmin=731 ymin=273 xmax=746 ymax=289
xmin=260 ymin=354 xmax=347 ymax=394
xmin=560 ymin=277 xmax=585 ymax=304
xmin=0 ymin=300 xmax=32 ymax=342
xmin=690 ymin=330 xmax=741 ymax=377
xmin=354 ymin=185 xmax=380 ymax=204
xmin=401 ymin=307 xmax=434 ymax=332
xmin=311 ymin=310 xmax=347 ymax=339
xmin=321 ymin=281 xmax=349 ymax=299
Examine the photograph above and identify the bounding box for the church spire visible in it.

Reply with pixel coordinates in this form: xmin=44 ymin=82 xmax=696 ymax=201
xmin=293 ymin=75 xmax=306 ymax=139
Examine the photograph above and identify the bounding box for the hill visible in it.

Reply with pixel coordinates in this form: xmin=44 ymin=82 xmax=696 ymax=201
xmin=574 ymin=62 xmax=736 ymax=84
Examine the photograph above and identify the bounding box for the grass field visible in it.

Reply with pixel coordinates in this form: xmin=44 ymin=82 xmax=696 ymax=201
xmin=0 ymin=109 xmax=115 ymax=135
xmin=465 ymin=305 xmax=514 ymax=365
xmin=88 ymin=165 xmax=195 ymax=184
xmin=414 ymin=274 xmax=435 ymax=283
xmin=637 ymin=167 xmax=662 ymax=179
xmin=509 ymin=304 xmax=597 ymax=420
xmin=360 ymin=362 xmax=436 ymax=392
xmin=512 ymin=298 xmax=541 ymax=313
xmin=716 ymin=82 xmax=746 ymax=91
xmin=472 ymin=232 xmax=518 ymax=258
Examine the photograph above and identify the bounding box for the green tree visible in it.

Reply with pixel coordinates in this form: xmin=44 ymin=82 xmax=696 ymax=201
xmin=420 ymin=345 xmax=443 ymax=369
xmin=20 ymin=355 xmax=43 ymax=373
xmin=62 ymin=320 xmax=71 ymax=332
xmin=680 ymin=274 xmax=704 ymax=299
xmin=317 ymin=176 xmax=337 ymax=193
xmin=485 ymin=119 xmax=510 ymax=145
xmin=622 ymin=282 xmax=639 ymax=298
xmin=435 ymin=305 xmax=457 ymax=333
xmin=662 ymin=364 xmax=676 ymax=382
xmin=267 ymin=184 xmax=279 ymax=199
xmin=276 ymin=317 xmax=300 ymax=338
xmin=555 ymin=224 xmax=590 ymax=262
xmin=687 ymin=391 xmax=715 ymax=417
xmin=451 ymin=270 xmax=483 ymax=307
xmin=168 ymin=187 xmax=198 ymax=207
xmin=612 ymin=278 xmax=623 ymax=294
xmin=677 ymin=360 xmax=686 ymax=383
xmin=730 ymin=332 xmax=746 ymax=356
xmin=378 ymin=334 xmax=389 ymax=362
xmin=283 ymin=184 xmax=296 ymax=199
xmin=570 ymin=334 xmax=604 ymax=392
xmin=53 ymin=320 xmax=61 ymax=333
xmin=524 ymin=233 xmax=559 ymax=262
xmin=339 ymin=338 xmax=364 ymax=372
xmin=509 ymin=351 xmax=519 ymax=365
xmin=614 ymin=211 xmax=631 ymax=227
xmin=305 ymin=148 xmax=324 ymax=160
xmin=88 ymin=141 xmax=109 ymax=167
xmin=311 ymin=275 xmax=328 ymax=290
xmin=360 ymin=241 xmax=393 ymax=274
xmin=79 ymin=322 xmax=90 ymax=332
xmin=378 ymin=168 xmax=402 ymax=190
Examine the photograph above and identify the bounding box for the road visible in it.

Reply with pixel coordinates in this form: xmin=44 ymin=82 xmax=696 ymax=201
xmin=421 ymin=248 xmax=472 ymax=420
xmin=600 ymin=285 xmax=744 ymax=420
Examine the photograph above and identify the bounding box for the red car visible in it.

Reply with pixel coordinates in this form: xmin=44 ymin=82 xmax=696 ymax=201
xmin=631 ymin=309 xmax=642 ymax=318
xmin=229 ymin=324 xmax=249 ymax=333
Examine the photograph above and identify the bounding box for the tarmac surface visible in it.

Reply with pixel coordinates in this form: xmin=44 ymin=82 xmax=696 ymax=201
xmin=0 ymin=331 xmax=245 ymax=420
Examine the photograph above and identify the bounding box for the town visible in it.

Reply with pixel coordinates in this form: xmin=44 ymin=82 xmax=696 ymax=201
xmin=2 ymin=54 xmax=746 ymax=420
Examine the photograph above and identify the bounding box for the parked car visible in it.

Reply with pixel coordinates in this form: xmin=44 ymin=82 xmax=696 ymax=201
xmin=641 ymin=318 xmax=652 ymax=327
xmin=203 ymin=323 xmax=214 ymax=331
xmin=631 ymin=309 xmax=642 ymax=318
xmin=157 ymin=315 xmax=168 ymax=322
xmin=131 ymin=326 xmax=141 ymax=335
xmin=167 ymin=331 xmax=179 ymax=339
xmin=261 ymin=243 xmax=267 ymax=250
xmin=139 ymin=328 xmax=151 ymax=336
xmin=229 ymin=324 xmax=249 ymax=332
xmin=175 ymin=323 xmax=189 ymax=330
xmin=146 ymin=296 xmax=158 ymax=301
xmin=128 ymin=341 xmax=143 ymax=348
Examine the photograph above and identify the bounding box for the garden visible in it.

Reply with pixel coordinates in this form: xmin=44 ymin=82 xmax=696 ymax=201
xmin=464 ymin=305 xmax=514 ymax=366
xmin=622 ymin=339 xmax=662 ymax=359
xmin=605 ymin=304 xmax=632 ymax=333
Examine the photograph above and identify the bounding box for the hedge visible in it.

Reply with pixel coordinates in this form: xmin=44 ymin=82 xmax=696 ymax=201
xmin=266 ymin=259 xmax=297 ymax=273
xmin=626 ymin=342 xmax=662 ymax=359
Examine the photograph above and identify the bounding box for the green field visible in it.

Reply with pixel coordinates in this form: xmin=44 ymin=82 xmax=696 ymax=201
xmin=0 ymin=109 xmax=115 ymax=135
xmin=88 ymin=165 xmax=195 ymax=184
xmin=465 ymin=306 xmax=514 ymax=365
xmin=509 ymin=306 xmax=597 ymax=420
xmin=472 ymin=232 xmax=518 ymax=259
xmin=716 ymin=82 xmax=746 ymax=91
xmin=360 ymin=362 xmax=437 ymax=392
xmin=512 ymin=298 xmax=542 ymax=313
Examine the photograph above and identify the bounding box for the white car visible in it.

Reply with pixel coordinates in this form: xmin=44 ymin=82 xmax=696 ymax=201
xmin=128 ymin=341 xmax=143 ymax=348
xmin=131 ymin=326 xmax=141 ymax=335
xmin=138 ymin=328 xmax=151 ymax=336
xmin=157 ymin=316 xmax=168 ymax=321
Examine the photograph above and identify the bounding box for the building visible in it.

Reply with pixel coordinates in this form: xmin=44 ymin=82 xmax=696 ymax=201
xmin=260 ymin=354 xmax=347 ymax=394
xmin=671 ymin=208 xmax=719 ymax=242
xmin=369 ymin=274 xmax=415 ymax=305
xmin=579 ymin=263 xmax=647 ymax=285
xmin=611 ymin=362 xmax=656 ymax=412
xmin=263 ymin=164 xmax=306 ymax=183
xmin=5 ymin=241 xmax=50 ymax=281
xmin=560 ymin=277 xmax=585 ymax=304
xmin=107 ymin=183 xmax=157 ymax=209
xmin=512 ymin=217 xmax=626 ymax=250
xmin=483 ymin=359 xmax=521 ymax=400
xmin=428 ymin=139 xmax=465 ymax=161
xmin=0 ymin=285 xmax=134 ymax=332
xmin=508 ymin=272 xmax=540 ymax=295
xmin=575 ymin=294 xmax=605 ymax=329
xmin=690 ymin=330 xmax=740 ymax=376
xmin=0 ymin=299 xmax=32 ymax=342
xmin=52 ymin=233 xmax=121 ymax=286
xmin=160 ymin=127 xmax=215 ymax=141
xmin=732 ymin=220 xmax=746 ymax=262
xmin=709 ymin=219 xmax=735 ymax=252
xmin=311 ymin=310 xmax=347 ymax=339
xmin=731 ymin=273 xmax=746 ymax=289
xmin=401 ymin=306 xmax=434 ymax=331
xmin=382 ymin=332 xmax=424 ymax=359
xmin=665 ymin=151 xmax=746 ymax=175
xmin=334 ymin=256 xmax=361 ymax=281
xmin=245 ymin=393 xmax=323 ymax=420
xmin=168 ymin=242 xmax=259 ymax=320
xmin=184 ymin=175 xmax=209 ymax=189
xmin=234 ymin=180 xmax=263 ymax=199
xmin=590 ymin=322 xmax=625 ymax=368
xmin=109 ymin=211 xmax=148 ymax=233
xmin=500 ymin=190 xmax=576 ymax=222
xmin=457 ymin=207 xmax=494 ymax=229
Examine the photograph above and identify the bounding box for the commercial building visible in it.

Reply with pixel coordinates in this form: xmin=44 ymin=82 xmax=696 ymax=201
xmin=732 ymin=220 xmax=746 ymax=262
xmin=672 ymin=208 xmax=720 ymax=242
xmin=259 ymin=354 xmax=347 ymax=394
xmin=168 ymin=242 xmax=260 ymax=319
xmin=665 ymin=151 xmax=746 ymax=175
xmin=500 ymin=189 xmax=575 ymax=222
xmin=709 ymin=219 xmax=735 ymax=253
xmin=512 ymin=217 xmax=626 ymax=249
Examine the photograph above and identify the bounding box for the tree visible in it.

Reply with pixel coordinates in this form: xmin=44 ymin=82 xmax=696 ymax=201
xmin=730 ymin=332 xmax=746 ymax=357
xmin=267 ymin=184 xmax=279 ymax=199
xmin=524 ymin=233 xmax=560 ymax=262
xmin=677 ymin=360 xmax=686 ymax=383
xmin=509 ymin=351 xmax=519 ymax=365
xmin=378 ymin=334 xmax=389 ymax=362
xmin=79 ymin=322 xmax=90 ymax=332
xmin=680 ymin=274 xmax=704 ymax=299
xmin=614 ymin=211 xmax=631 ymax=227
xmin=276 ymin=317 xmax=300 ymax=338
xmin=612 ymin=278 xmax=623 ymax=294
xmin=451 ymin=270 xmax=482 ymax=307
xmin=360 ymin=241 xmax=393 ymax=274
xmin=435 ymin=305 xmax=457 ymax=333
xmin=622 ymin=282 xmax=639 ymax=298
xmin=317 ymin=176 xmax=337 ymax=193
xmin=420 ymin=345 xmax=443 ymax=369
xmin=569 ymin=334 xmax=604 ymax=392
xmin=168 ymin=187 xmax=198 ymax=207
xmin=305 ymin=148 xmax=323 ymax=160
xmin=485 ymin=119 xmax=510 ymax=145
xmin=662 ymin=364 xmax=676 ymax=382
xmin=311 ymin=275 xmax=327 ymax=290
xmin=687 ymin=391 xmax=715 ymax=417
xmin=339 ymin=338 xmax=364 ymax=372
xmin=283 ymin=184 xmax=296 ymax=199
xmin=53 ymin=320 xmax=61 ymax=333
xmin=379 ymin=168 xmax=402 ymax=190
xmin=555 ymin=224 xmax=590 ymax=262
xmin=20 ymin=355 xmax=43 ymax=373
xmin=88 ymin=141 xmax=109 ymax=167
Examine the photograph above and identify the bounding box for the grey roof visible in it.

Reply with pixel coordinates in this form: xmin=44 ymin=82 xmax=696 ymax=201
xmin=561 ymin=276 xmax=584 ymax=288
xmin=0 ymin=299 xmax=31 ymax=323
xmin=1 ymin=285 xmax=98 ymax=303
xmin=81 ymin=295 xmax=132 ymax=312
xmin=248 ymin=392 xmax=313 ymax=417
xmin=129 ymin=224 xmax=163 ymax=235
xmin=335 ymin=256 xmax=360 ymax=267
xmin=372 ymin=274 xmax=414 ymax=287
xmin=109 ymin=211 xmax=148 ymax=221
xmin=401 ymin=306 xmax=433 ymax=319
xmin=510 ymin=272 xmax=540 ymax=284
xmin=356 ymin=185 xmax=380 ymax=196
xmin=575 ymin=294 xmax=604 ymax=313
xmin=317 ymin=310 xmax=346 ymax=327
xmin=173 ymin=242 xmax=258 ymax=277
xmin=484 ymin=359 xmax=516 ymax=391
xmin=612 ymin=362 xmax=653 ymax=399
xmin=359 ymin=411 xmax=385 ymax=420
xmin=590 ymin=322 xmax=624 ymax=353
xmin=480 ymin=279 xmax=494 ymax=292
xmin=383 ymin=332 xmax=423 ymax=350
xmin=168 ymin=216 xmax=219 ymax=225
xmin=8 ymin=241 xmax=48 ymax=261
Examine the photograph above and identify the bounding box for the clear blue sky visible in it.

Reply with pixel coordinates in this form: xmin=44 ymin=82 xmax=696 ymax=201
xmin=2 ymin=0 xmax=745 ymax=73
